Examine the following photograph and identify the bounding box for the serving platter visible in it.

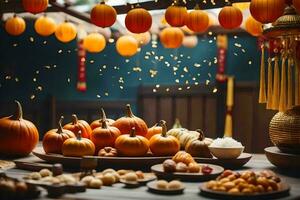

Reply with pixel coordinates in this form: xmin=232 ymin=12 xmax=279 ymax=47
xmin=151 ymin=163 xmax=224 ymax=182
xmin=199 ymin=182 xmax=290 ymax=200
xmin=147 ymin=181 xmax=185 ymax=195
xmin=265 ymin=146 xmax=300 ymax=169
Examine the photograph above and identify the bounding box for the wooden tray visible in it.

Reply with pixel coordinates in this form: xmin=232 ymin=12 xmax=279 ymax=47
xmin=33 ymin=147 xmax=171 ymax=170
xmin=147 ymin=181 xmax=185 ymax=195
xmin=194 ymin=153 xmax=252 ymax=169
xmin=200 ymin=182 xmax=290 ymax=200
xmin=151 ymin=163 xmax=224 ymax=182
xmin=265 ymin=146 xmax=300 ymax=169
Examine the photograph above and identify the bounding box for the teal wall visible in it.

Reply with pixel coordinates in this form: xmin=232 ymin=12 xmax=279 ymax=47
xmin=0 ymin=19 xmax=260 ymax=103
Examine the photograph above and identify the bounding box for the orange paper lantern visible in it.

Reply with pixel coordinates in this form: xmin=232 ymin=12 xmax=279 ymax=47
xmin=91 ymin=3 xmax=117 ymax=28
xmin=245 ymin=16 xmax=263 ymax=37
xmin=250 ymin=0 xmax=285 ymax=24
xmin=293 ymin=0 xmax=300 ymax=13
xmin=22 ymin=0 xmax=48 ymax=14
xmin=130 ymin=32 xmax=151 ymax=46
xmin=160 ymin=27 xmax=184 ymax=48
xmin=5 ymin=15 xmax=26 ymax=36
xmin=116 ymin=35 xmax=138 ymax=57
xmin=83 ymin=33 xmax=106 ymax=53
xmin=34 ymin=15 xmax=56 ymax=36
xmin=218 ymin=5 xmax=243 ymax=29
xmin=185 ymin=9 xmax=209 ymax=33
xmin=55 ymin=22 xmax=77 ymax=43
xmin=165 ymin=5 xmax=187 ymax=27
xmin=125 ymin=8 xmax=152 ymax=33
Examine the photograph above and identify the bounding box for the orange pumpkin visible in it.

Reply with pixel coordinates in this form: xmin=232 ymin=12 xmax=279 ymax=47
xmin=5 ymin=15 xmax=26 ymax=36
xmin=0 ymin=101 xmax=39 ymax=156
xmin=294 ymin=0 xmax=300 ymax=13
xmin=90 ymin=108 xmax=115 ymax=130
xmin=250 ymin=0 xmax=285 ymax=24
xmin=115 ymin=127 xmax=149 ymax=156
xmin=90 ymin=109 xmax=121 ymax=152
xmin=91 ymin=2 xmax=117 ymax=28
xmin=165 ymin=5 xmax=187 ymax=27
xmin=185 ymin=9 xmax=209 ymax=33
xmin=146 ymin=123 xmax=162 ymax=140
xmin=34 ymin=15 xmax=56 ymax=36
xmin=245 ymin=16 xmax=263 ymax=37
xmin=218 ymin=5 xmax=243 ymax=29
xmin=125 ymin=8 xmax=152 ymax=33
xmin=62 ymin=131 xmax=95 ymax=157
xmin=22 ymin=0 xmax=48 ymax=14
xmin=63 ymin=114 xmax=92 ymax=139
xmin=160 ymin=27 xmax=184 ymax=48
xmin=172 ymin=151 xmax=195 ymax=165
xmin=42 ymin=116 xmax=75 ymax=154
xmin=149 ymin=121 xmax=180 ymax=156
xmin=112 ymin=104 xmax=148 ymax=136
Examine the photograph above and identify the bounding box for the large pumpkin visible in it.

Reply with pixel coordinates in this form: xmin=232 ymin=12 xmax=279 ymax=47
xmin=55 ymin=21 xmax=77 ymax=43
xmin=165 ymin=5 xmax=187 ymax=27
xmin=145 ymin=123 xmax=162 ymax=140
xmin=91 ymin=2 xmax=117 ymax=28
xmin=62 ymin=131 xmax=95 ymax=157
xmin=34 ymin=15 xmax=56 ymax=36
xmin=218 ymin=5 xmax=243 ymax=29
xmin=0 ymin=101 xmax=39 ymax=156
xmin=149 ymin=120 xmax=180 ymax=156
xmin=63 ymin=114 xmax=92 ymax=139
xmin=22 ymin=0 xmax=48 ymax=14
xmin=90 ymin=109 xmax=121 ymax=152
xmin=125 ymin=8 xmax=152 ymax=33
xmin=160 ymin=27 xmax=184 ymax=48
xmin=5 ymin=15 xmax=26 ymax=36
xmin=90 ymin=108 xmax=115 ymax=130
xmin=42 ymin=116 xmax=75 ymax=154
xmin=112 ymin=104 xmax=148 ymax=136
xmin=245 ymin=16 xmax=263 ymax=37
xmin=115 ymin=127 xmax=149 ymax=156
xmin=250 ymin=0 xmax=285 ymax=24
xmin=83 ymin=33 xmax=106 ymax=53
xmin=185 ymin=9 xmax=209 ymax=33
xmin=185 ymin=129 xmax=213 ymax=158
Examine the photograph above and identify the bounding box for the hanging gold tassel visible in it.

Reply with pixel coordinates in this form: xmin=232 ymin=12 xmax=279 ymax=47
xmin=266 ymin=58 xmax=273 ymax=109
xmin=296 ymin=59 xmax=300 ymax=105
xmin=287 ymin=58 xmax=293 ymax=109
xmin=272 ymin=56 xmax=280 ymax=110
xmin=279 ymin=56 xmax=287 ymax=112
xmin=259 ymin=45 xmax=267 ymax=103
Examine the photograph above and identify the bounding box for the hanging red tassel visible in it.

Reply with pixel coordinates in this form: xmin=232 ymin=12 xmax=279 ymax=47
xmin=77 ymin=40 xmax=87 ymax=92
xmin=216 ymin=34 xmax=228 ymax=82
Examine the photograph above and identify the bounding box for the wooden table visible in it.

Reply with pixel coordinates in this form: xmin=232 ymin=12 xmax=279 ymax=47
xmin=3 ymin=154 xmax=300 ymax=200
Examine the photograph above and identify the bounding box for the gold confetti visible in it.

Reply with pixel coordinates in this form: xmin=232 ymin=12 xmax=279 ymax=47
xmin=13 ymin=43 xmax=18 ymax=47
xmin=5 ymin=75 xmax=11 ymax=80
xmin=30 ymin=95 xmax=35 ymax=100
xmin=183 ymin=67 xmax=188 ymax=72
xmin=90 ymin=60 xmax=94 ymax=64
xmin=15 ymin=78 xmax=19 ymax=82
xmin=104 ymin=92 xmax=108 ymax=96
xmin=97 ymin=95 xmax=101 ymax=98
xmin=155 ymin=84 xmax=160 ymax=88
xmin=125 ymin=59 xmax=130 ymax=63
xmin=29 ymin=37 xmax=34 ymax=42
xmin=58 ymin=50 xmax=62 ymax=53
xmin=108 ymin=38 xmax=114 ymax=43
xmin=33 ymin=78 xmax=37 ymax=82
xmin=248 ymin=60 xmax=252 ymax=65
xmin=166 ymin=88 xmax=170 ymax=92
xmin=213 ymin=87 xmax=218 ymax=93
xmin=234 ymin=43 xmax=242 ymax=48
xmin=194 ymin=63 xmax=201 ymax=68
xmin=153 ymin=88 xmax=157 ymax=93
xmin=133 ymin=67 xmax=142 ymax=72
xmin=206 ymin=80 xmax=210 ymax=85
xmin=178 ymin=87 xmax=182 ymax=91
xmin=43 ymin=41 xmax=47 ymax=44
xmin=208 ymin=31 xmax=213 ymax=36
xmin=67 ymin=78 xmax=70 ymax=83
xmin=175 ymin=79 xmax=179 ymax=83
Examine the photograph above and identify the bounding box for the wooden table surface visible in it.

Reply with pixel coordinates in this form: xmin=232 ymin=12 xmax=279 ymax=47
xmin=3 ymin=154 xmax=300 ymax=200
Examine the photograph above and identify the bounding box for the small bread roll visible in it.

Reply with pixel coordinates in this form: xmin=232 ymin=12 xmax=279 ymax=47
xmin=156 ymin=180 xmax=168 ymax=189
xmin=168 ymin=180 xmax=183 ymax=189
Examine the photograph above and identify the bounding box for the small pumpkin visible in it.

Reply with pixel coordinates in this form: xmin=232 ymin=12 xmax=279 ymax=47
xmin=62 ymin=131 xmax=95 ymax=157
xmin=112 ymin=104 xmax=148 ymax=136
xmin=98 ymin=147 xmax=118 ymax=157
xmin=115 ymin=127 xmax=149 ymax=156
xmin=63 ymin=114 xmax=92 ymax=139
xmin=185 ymin=129 xmax=213 ymax=158
xmin=90 ymin=109 xmax=121 ymax=152
xmin=167 ymin=127 xmax=195 ymax=149
xmin=149 ymin=120 xmax=180 ymax=156
xmin=145 ymin=123 xmax=162 ymax=140
xmin=0 ymin=101 xmax=39 ymax=156
xmin=90 ymin=108 xmax=115 ymax=130
xmin=42 ymin=116 xmax=75 ymax=154
xmin=172 ymin=151 xmax=195 ymax=165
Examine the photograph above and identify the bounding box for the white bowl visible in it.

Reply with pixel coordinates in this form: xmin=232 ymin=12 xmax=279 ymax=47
xmin=208 ymin=146 xmax=244 ymax=159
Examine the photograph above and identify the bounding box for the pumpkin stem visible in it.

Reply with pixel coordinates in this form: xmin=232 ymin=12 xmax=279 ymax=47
xmin=13 ymin=100 xmax=23 ymax=120
xmin=129 ymin=127 xmax=136 ymax=137
xmin=159 ymin=120 xmax=167 ymax=137
xmin=77 ymin=130 xmax=82 ymax=140
xmin=71 ymin=114 xmax=78 ymax=125
xmin=125 ymin=104 xmax=134 ymax=117
xmin=196 ymin=129 xmax=205 ymax=141
xmin=57 ymin=116 xmax=64 ymax=134
xmin=101 ymin=108 xmax=108 ymax=129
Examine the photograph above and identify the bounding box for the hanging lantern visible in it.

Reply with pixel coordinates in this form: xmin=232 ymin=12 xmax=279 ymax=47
xmin=130 ymin=32 xmax=151 ymax=46
xmin=5 ymin=15 xmax=26 ymax=36
xmin=125 ymin=8 xmax=152 ymax=33
xmin=165 ymin=5 xmax=187 ymax=27
xmin=218 ymin=5 xmax=243 ymax=29
xmin=116 ymin=35 xmax=138 ymax=57
xmin=185 ymin=8 xmax=209 ymax=33
xmin=245 ymin=16 xmax=263 ymax=37
xmin=160 ymin=27 xmax=184 ymax=48
xmin=182 ymin=35 xmax=198 ymax=48
xmin=91 ymin=2 xmax=117 ymax=28
xmin=55 ymin=21 xmax=77 ymax=43
xmin=34 ymin=15 xmax=56 ymax=36
xmin=250 ymin=0 xmax=285 ymax=24
xmin=22 ymin=0 xmax=48 ymax=14
xmin=83 ymin=33 xmax=106 ymax=53
xmin=293 ymin=0 xmax=300 ymax=13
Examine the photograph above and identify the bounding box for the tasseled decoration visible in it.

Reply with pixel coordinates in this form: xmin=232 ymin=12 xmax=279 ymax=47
xmin=287 ymin=58 xmax=293 ymax=109
xmin=279 ymin=56 xmax=287 ymax=112
xmin=296 ymin=60 xmax=300 ymax=105
xmin=259 ymin=45 xmax=267 ymax=103
xmin=272 ymin=56 xmax=280 ymax=110
xmin=266 ymin=58 xmax=273 ymax=109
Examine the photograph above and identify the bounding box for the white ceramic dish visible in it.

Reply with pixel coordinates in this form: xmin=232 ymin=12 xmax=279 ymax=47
xmin=208 ymin=146 xmax=244 ymax=159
